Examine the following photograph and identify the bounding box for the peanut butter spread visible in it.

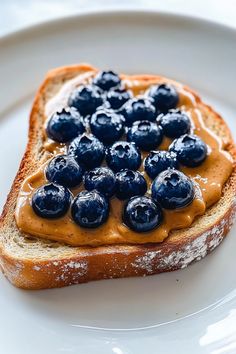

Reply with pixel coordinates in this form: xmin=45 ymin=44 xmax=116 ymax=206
xmin=15 ymin=71 xmax=233 ymax=246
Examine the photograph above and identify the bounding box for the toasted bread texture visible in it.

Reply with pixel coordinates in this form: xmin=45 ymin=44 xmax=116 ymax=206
xmin=0 ymin=63 xmax=235 ymax=289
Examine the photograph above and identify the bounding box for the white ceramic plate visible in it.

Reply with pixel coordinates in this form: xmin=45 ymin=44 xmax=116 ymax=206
xmin=1 ymin=10 xmax=236 ymax=354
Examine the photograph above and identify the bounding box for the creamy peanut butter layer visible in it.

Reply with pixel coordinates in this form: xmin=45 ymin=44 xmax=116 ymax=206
xmin=15 ymin=71 xmax=233 ymax=246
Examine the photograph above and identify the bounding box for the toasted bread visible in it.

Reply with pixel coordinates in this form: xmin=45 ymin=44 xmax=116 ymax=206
xmin=0 ymin=63 xmax=235 ymax=289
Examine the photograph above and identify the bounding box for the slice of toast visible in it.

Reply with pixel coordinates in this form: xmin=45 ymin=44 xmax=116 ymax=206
xmin=0 ymin=63 xmax=235 ymax=290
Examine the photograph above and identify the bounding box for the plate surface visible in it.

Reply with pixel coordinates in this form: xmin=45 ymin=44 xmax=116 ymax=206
xmin=1 ymin=10 xmax=236 ymax=354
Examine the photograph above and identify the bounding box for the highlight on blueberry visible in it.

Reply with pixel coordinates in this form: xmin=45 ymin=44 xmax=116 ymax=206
xmin=46 ymin=108 xmax=85 ymax=143
xmin=84 ymin=167 xmax=116 ymax=198
xmin=115 ymin=170 xmax=147 ymax=200
xmin=122 ymin=98 xmax=156 ymax=126
xmin=93 ymin=70 xmax=121 ymax=91
xmin=127 ymin=120 xmax=163 ymax=151
xmin=106 ymin=141 xmax=141 ymax=172
xmin=45 ymin=155 xmax=84 ymax=188
xmin=90 ymin=108 xmax=124 ymax=145
xmin=107 ymin=88 xmax=132 ymax=110
xmin=32 ymin=183 xmax=71 ymax=219
xmin=68 ymin=133 xmax=105 ymax=170
xmin=169 ymin=134 xmax=208 ymax=167
xmin=148 ymin=84 xmax=179 ymax=112
xmin=144 ymin=150 xmax=179 ymax=179
xmin=151 ymin=169 xmax=194 ymax=209
xmin=68 ymin=85 xmax=103 ymax=116
xmin=123 ymin=196 xmax=163 ymax=232
xmin=157 ymin=110 xmax=191 ymax=138
xmin=71 ymin=190 xmax=109 ymax=228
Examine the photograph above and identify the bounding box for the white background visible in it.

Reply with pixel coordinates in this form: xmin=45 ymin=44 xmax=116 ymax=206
xmin=0 ymin=0 xmax=236 ymax=36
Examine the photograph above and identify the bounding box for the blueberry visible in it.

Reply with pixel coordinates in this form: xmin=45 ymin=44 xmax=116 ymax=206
xmin=157 ymin=110 xmax=191 ymax=138
xmin=68 ymin=85 xmax=103 ymax=116
xmin=127 ymin=120 xmax=163 ymax=151
xmin=93 ymin=70 xmax=121 ymax=91
xmin=46 ymin=108 xmax=85 ymax=143
xmin=115 ymin=170 xmax=147 ymax=200
xmin=90 ymin=109 xmax=124 ymax=145
xmin=169 ymin=134 xmax=208 ymax=167
xmin=148 ymin=84 xmax=179 ymax=112
xmin=32 ymin=183 xmax=71 ymax=219
xmin=151 ymin=169 xmax=194 ymax=209
xmin=84 ymin=167 xmax=116 ymax=198
xmin=106 ymin=141 xmax=141 ymax=172
xmin=122 ymin=98 xmax=156 ymax=126
xmin=123 ymin=196 xmax=163 ymax=232
xmin=107 ymin=88 xmax=132 ymax=109
xmin=71 ymin=190 xmax=109 ymax=228
xmin=45 ymin=155 xmax=84 ymax=188
xmin=68 ymin=133 xmax=105 ymax=170
xmin=144 ymin=151 xmax=179 ymax=179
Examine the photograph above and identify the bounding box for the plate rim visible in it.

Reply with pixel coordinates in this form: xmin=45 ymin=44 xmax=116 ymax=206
xmin=1 ymin=8 xmax=236 ymax=46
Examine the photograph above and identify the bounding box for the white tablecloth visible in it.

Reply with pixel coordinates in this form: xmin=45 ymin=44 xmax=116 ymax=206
xmin=1 ymin=0 xmax=236 ymax=36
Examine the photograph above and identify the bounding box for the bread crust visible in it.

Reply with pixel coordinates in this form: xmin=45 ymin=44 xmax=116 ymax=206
xmin=0 ymin=63 xmax=236 ymax=289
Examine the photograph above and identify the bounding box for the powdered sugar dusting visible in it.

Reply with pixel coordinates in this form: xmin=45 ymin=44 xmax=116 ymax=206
xmin=4 ymin=261 xmax=24 ymax=283
xmin=31 ymin=259 xmax=88 ymax=285
xmin=132 ymin=251 xmax=161 ymax=273
xmin=55 ymin=260 xmax=88 ymax=283
xmin=131 ymin=205 xmax=236 ymax=274
xmin=33 ymin=265 xmax=41 ymax=271
xmin=4 ymin=203 xmax=236 ymax=288
xmin=160 ymin=232 xmax=209 ymax=270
